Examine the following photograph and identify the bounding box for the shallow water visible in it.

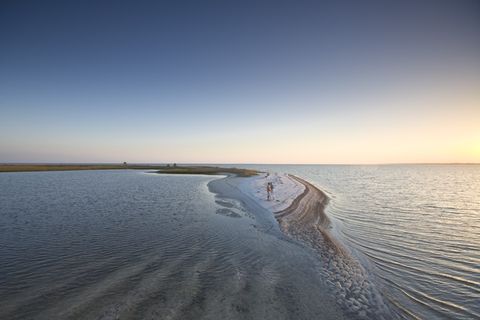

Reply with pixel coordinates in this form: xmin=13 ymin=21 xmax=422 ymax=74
xmin=236 ymin=164 xmax=480 ymax=319
xmin=0 ymin=170 xmax=344 ymax=319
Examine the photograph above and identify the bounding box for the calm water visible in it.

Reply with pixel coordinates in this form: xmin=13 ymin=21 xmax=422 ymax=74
xmin=0 ymin=170 xmax=344 ymax=320
xmin=236 ymin=164 xmax=480 ymax=319
xmin=1 ymin=166 xmax=479 ymax=319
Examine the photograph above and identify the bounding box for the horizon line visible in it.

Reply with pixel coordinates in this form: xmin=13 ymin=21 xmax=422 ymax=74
xmin=1 ymin=162 xmax=479 ymax=166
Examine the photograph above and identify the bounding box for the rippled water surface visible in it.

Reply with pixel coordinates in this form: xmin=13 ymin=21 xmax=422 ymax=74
xmin=237 ymin=164 xmax=480 ymax=319
xmin=2 ymin=166 xmax=479 ymax=319
xmin=0 ymin=170 xmax=343 ymax=320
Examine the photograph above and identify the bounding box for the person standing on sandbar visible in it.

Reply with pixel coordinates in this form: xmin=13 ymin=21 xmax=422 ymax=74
xmin=267 ymin=182 xmax=273 ymax=201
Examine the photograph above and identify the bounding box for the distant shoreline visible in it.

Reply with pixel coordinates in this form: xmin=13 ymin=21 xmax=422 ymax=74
xmin=0 ymin=164 xmax=259 ymax=177
xmin=154 ymin=166 xmax=259 ymax=177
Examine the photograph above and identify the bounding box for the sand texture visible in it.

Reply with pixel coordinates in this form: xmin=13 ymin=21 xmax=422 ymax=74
xmin=274 ymin=175 xmax=393 ymax=319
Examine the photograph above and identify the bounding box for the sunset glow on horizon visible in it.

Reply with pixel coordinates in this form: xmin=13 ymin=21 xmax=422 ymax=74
xmin=1 ymin=0 xmax=479 ymax=164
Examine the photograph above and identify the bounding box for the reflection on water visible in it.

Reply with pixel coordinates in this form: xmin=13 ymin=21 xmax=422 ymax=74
xmin=236 ymin=164 xmax=480 ymax=319
xmin=0 ymin=170 xmax=343 ymax=320
xmin=2 ymin=166 xmax=478 ymax=319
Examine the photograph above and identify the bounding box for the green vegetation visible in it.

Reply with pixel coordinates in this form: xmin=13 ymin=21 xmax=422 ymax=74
xmin=0 ymin=164 xmax=259 ymax=177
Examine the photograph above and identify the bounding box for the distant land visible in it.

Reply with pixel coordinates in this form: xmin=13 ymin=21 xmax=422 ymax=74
xmin=0 ymin=164 xmax=259 ymax=177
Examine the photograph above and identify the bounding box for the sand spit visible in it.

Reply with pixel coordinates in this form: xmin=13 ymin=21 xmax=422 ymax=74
xmin=274 ymin=175 xmax=393 ymax=319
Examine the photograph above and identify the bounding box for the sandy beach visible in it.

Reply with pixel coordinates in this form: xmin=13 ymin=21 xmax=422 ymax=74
xmin=220 ymin=172 xmax=394 ymax=319
xmin=275 ymin=175 xmax=330 ymax=234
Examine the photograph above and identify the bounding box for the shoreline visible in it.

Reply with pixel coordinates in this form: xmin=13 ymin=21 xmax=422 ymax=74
xmin=274 ymin=175 xmax=354 ymax=259
xmin=275 ymin=174 xmax=331 ymax=235
xmin=276 ymin=175 xmax=392 ymax=319
xmin=208 ymin=174 xmax=349 ymax=319
xmin=0 ymin=164 xmax=259 ymax=177
xmin=217 ymin=172 xmax=394 ymax=319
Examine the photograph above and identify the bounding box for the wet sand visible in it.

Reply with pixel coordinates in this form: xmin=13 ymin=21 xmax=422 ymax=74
xmin=275 ymin=175 xmax=331 ymax=236
xmin=274 ymin=175 xmax=393 ymax=319
xmin=208 ymin=175 xmax=349 ymax=320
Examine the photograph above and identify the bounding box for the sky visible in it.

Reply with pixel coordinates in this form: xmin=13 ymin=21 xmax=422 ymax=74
xmin=1 ymin=0 xmax=479 ymax=164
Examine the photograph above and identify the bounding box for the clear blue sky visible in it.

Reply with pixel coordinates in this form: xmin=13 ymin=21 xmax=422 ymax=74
xmin=1 ymin=0 xmax=479 ymax=163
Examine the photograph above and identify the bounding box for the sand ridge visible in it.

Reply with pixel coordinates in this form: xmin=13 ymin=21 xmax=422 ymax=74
xmin=273 ymin=175 xmax=393 ymax=319
xmin=275 ymin=174 xmax=331 ymax=232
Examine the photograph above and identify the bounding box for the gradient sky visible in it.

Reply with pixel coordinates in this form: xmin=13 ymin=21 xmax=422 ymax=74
xmin=1 ymin=0 xmax=479 ymax=164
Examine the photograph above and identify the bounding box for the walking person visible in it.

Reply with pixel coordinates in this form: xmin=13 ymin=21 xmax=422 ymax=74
xmin=269 ymin=182 xmax=274 ymax=200
xmin=266 ymin=182 xmax=272 ymax=201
